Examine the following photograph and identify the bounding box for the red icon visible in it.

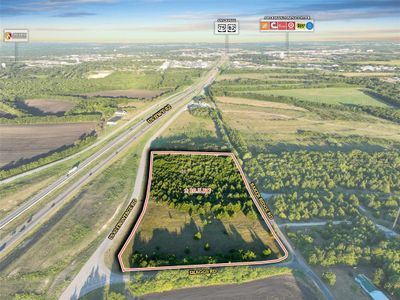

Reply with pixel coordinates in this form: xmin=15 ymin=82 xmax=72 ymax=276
xmin=287 ymin=21 xmax=295 ymax=30
xmin=277 ymin=22 xmax=287 ymax=30
xmin=270 ymin=21 xmax=278 ymax=30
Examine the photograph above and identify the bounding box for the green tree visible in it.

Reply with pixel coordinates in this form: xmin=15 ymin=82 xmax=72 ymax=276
xmin=322 ymin=271 xmax=336 ymax=286
xmin=194 ymin=232 xmax=202 ymax=240
xmin=373 ymin=268 xmax=385 ymax=286
xmin=262 ymin=248 xmax=272 ymax=257
xmin=107 ymin=292 xmax=125 ymax=300
xmin=204 ymin=243 xmax=210 ymax=251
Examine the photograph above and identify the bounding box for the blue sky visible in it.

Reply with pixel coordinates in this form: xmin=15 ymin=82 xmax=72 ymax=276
xmin=1 ymin=0 xmax=399 ymax=42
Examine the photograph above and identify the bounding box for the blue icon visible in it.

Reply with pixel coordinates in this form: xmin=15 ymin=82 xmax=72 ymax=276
xmin=306 ymin=22 xmax=314 ymax=30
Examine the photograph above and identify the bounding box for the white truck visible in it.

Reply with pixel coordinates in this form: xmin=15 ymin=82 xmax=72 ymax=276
xmin=67 ymin=166 xmax=78 ymax=176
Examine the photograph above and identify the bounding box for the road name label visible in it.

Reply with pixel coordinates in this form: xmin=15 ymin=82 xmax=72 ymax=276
xmin=108 ymin=199 xmax=137 ymax=240
xmin=189 ymin=268 xmax=218 ymax=275
xmin=146 ymin=104 xmax=172 ymax=124
xmin=250 ymin=182 xmax=274 ymax=220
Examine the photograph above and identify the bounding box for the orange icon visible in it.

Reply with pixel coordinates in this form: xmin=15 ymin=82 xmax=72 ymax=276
xmin=5 ymin=32 xmax=13 ymax=40
xmin=260 ymin=21 xmax=270 ymax=31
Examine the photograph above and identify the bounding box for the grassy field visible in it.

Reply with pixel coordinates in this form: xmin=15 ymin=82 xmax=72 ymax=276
xmin=152 ymin=111 xmax=226 ymax=151
xmin=254 ymin=87 xmax=387 ymax=107
xmin=215 ymin=97 xmax=400 ymax=151
xmin=128 ymin=201 xmax=281 ymax=264
xmin=0 ymin=132 xmax=142 ymax=299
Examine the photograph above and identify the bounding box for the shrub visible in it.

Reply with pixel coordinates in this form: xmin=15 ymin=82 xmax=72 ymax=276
xmin=204 ymin=243 xmax=210 ymax=251
xmin=194 ymin=232 xmax=202 ymax=240
xmin=322 ymin=271 xmax=336 ymax=286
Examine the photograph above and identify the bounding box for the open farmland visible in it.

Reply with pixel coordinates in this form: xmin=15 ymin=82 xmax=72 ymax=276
xmin=0 ymin=122 xmax=96 ymax=168
xmin=83 ymin=89 xmax=163 ymax=99
xmin=141 ymin=274 xmax=318 ymax=300
xmin=254 ymin=87 xmax=387 ymax=107
xmin=24 ymin=99 xmax=76 ymax=114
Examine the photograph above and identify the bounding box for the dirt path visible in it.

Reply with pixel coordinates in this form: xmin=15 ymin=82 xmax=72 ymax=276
xmin=141 ymin=274 xmax=318 ymax=300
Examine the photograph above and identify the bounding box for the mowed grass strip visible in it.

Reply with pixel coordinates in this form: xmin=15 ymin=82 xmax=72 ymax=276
xmin=253 ymin=87 xmax=388 ymax=107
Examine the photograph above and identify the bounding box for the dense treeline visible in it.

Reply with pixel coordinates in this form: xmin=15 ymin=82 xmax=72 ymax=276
xmin=246 ymin=150 xmax=400 ymax=221
xmin=0 ymin=69 xmax=202 ymax=101
xmin=249 ymin=150 xmax=400 ymax=193
xmin=132 ymin=247 xmax=274 ymax=267
xmin=0 ymin=113 xmax=101 ymax=124
xmin=272 ymin=191 xmax=360 ymax=221
xmin=0 ymin=68 xmax=202 ymax=123
xmin=358 ymin=193 xmax=400 ymax=221
xmin=150 ymin=155 xmax=256 ymax=219
xmin=288 ymin=217 xmax=400 ymax=297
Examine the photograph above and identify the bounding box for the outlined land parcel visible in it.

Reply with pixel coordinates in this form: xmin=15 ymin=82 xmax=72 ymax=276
xmin=118 ymin=151 xmax=288 ymax=271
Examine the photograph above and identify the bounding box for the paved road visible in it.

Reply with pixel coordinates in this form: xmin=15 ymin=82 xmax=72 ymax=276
xmin=0 ymin=89 xmax=191 ymax=186
xmin=59 ymin=65 xmax=222 ymax=299
xmin=358 ymin=205 xmax=399 ymax=238
xmin=0 ymin=89 xmax=197 ymax=231
xmin=60 ymin=92 xmax=200 ymax=300
xmin=0 ymin=68 xmax=218 ymax=254
xmin=278 ymin=221 xmax=348 ymax=228
xmin=58 ymin=59 xmax=333 ymax=300
xmin=268 ymin=218 xmax=335 ymax=300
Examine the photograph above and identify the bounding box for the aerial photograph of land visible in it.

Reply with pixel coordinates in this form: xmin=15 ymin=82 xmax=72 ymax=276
xmin=0 ymin=0 xmax=399 ymax=300
xmin=119 ymin=151 xmax=287 ymax=271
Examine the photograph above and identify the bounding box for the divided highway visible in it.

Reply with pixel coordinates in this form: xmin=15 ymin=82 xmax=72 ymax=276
xmin=0 ymin=66 xmax=219 ymax=253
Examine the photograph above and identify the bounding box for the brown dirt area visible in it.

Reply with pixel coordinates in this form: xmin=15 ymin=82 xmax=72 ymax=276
xmin=24 ymin=99 xmax=76 ymax=114
xmin=142 ymin=274 xmax=318 ymax=300
xmin=0 ymin=122 xmax=96 ymax=167
xmin=83 ymin=89 xmax=163 ymax=99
